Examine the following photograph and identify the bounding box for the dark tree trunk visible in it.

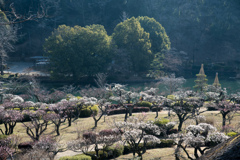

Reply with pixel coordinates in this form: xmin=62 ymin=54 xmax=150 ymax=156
xmin=124 ymin=108 xmax=128 ymax=122
xmin=222 ymin=113 xmax=227 ymax=128
xmin=68 ymin=117 xmax=72 ymax=127
xmin=56 ymin=125 xmax=60 ymax=136
xmin=194 ymin=148 xmax=199 ymax=159
xmin=178 ymin=117 xmax=184 ymax=131
xmin=155 ymin=106 xmax=159 ymax=119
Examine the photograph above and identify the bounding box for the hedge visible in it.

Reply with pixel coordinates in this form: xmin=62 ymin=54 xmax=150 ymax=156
xmin=107 ymin=107 xmax=150 ymax=115
xmin=105 ymin=143 xmax=124 ymax=158
xmin=86 ymin=150 xmax=108 ymax=160
xmin=151 ymin=106 xmax=163 ymax=112
xmin=227 ymin=132 xmax=238 ymax=137
xmin=136 ymin=101 xmax=152 ymax=108
xmin=59 ymin=154 xmax=91 ymax=160
xmin=80 ymin=105 xmax=98 ymax=117
xmin=123 ymin=139 xmax=175 ymax=154
xmin=154 ymin=119 xmax=169 ymax=127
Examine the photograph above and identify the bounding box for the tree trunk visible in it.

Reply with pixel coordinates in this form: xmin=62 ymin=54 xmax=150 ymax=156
xmin=94 ymin=120 xmax=98 ymax=128
xmin=1 ymin=63 xmax=4 ymax=75
xmin=194 ymin=148 xmax=199 ymax=159
xmin=222 ymin=113 xmax=226 ymax=128
xmin=178 ymin=119 xmax=183 ymax=131
xmin=155 ymin=106 xmax=159 ymax=119
xmin=129 ymin=106 xmax=133 ymax=116
xmin=68 ymin=117 xmax=72 ymax=126
xmin=56 ymin=125 xmax=60 ymax=136
xmin=124 ymin=108 xmax=128 ymax=122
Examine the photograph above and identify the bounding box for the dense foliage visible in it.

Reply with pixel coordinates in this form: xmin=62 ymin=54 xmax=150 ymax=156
xmin=44 ymin=24 xmax=112 ymax=79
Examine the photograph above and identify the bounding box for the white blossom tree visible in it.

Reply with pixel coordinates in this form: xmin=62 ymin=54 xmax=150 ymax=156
xmin=68 ymin=128 xmax=122 ymax=159
xmin=170 ymin=123 xmax=229 ymax=159
xmin=114 ymin=117 xmax=161 ymax=160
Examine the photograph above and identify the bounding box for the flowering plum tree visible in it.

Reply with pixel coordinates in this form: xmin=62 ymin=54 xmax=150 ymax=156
xmin=0 ymin=109 xmax=23 ymax=135
xmin=170 ymin=123 xmax=229 ymax=159
xmin=110 ymin=84 xmax=140 ymax=121
xmin=140 ymin=87 xmax=165 ymax=118
xmin=114 ymin=117 xmax=161 ymax=160
xmin=22 ymin=109 xmax=49 ymax=141
xmin=68 ymin=129 xmax=122 ymax=159
xmin=56 ymin=99 xmax=77 ymax=127
xmin=166 ymin=95 xmax=205 ymax=131
xmin=45 ymin=104 xmax=67 ymax=136
xmin=215 ymin=100 xmax=239 ymax=128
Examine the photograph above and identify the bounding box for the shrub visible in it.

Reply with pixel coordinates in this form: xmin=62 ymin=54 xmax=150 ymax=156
xmin=59 ymin=154 xmax=91 ymax=160
xmin=80 ymin=105 xmax=98 ymax=117
xmin=22 ymin=113 xmax=31 ymax=122
xmin=154 ymin=119 xmax=169 ymax=127
xmin=123 ymin=145 xmax=131 ymax=154
xmin=107 ymin=107 xmax=150 ymax=115
xmin=151 ymin=106 xmax=163 ymax=112
xmin=0 ymin=135 xmax=8 ymax=140
xmin=105 ymin=143 xmax=124 ymax=158
xmin=207 ymin=106 xmax=218 ymax=111
xmin=18 ymin=141 xmax=35 ymax=150
xmin=226 ymin=132 xmax=238 ymax=137
xmin=136 ymin=101 xmax=152 ymax=108
xmin=157 ymin=139 xmax=175 ymax=148
xmin=167 ymin=95 xmax=176 ymax=100
xmin=86 ymin=150 xmax=108 ymax=160
xmin=132 ymin=107 xmax=150 ymax=112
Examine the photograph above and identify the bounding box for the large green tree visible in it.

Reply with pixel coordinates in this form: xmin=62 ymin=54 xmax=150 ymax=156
xmin=136 ymin=16 xmax=171 ymax=77
xmin=137 ymin=16 xmax=170 ymax=54
xmin=44 ymin=24 xmax=112 ymax=80
xmin=112 ymin=17 xmax=152 ymax=73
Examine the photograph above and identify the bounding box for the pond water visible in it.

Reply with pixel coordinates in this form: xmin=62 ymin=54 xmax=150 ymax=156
xmin=124 ymin=77 xmax=240 ymax=94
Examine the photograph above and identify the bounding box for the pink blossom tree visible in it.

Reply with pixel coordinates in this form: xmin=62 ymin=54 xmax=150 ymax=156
xmin=0 ymin=109 xmax=23 ymax=135
xmin=22 ymin=109 xmax=49 ymax=141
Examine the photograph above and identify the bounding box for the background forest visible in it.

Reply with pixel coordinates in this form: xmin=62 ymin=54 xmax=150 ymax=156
xmin=1 ymin=0 xmax=240 ymax=80
xmin=0 ymin=0 xmax=239 ymax=64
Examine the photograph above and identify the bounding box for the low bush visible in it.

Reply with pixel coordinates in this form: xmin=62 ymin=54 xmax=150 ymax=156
xmin=22 ymin=113 xmax=31 ymax=122
xmin=105 ymin=143 xmax=124 ymax=158
xmin=59 ymin=154 xmax=91 ymax=160
xmin=123 ymin=145 xmax=132 ymax=154
xmin=80 ymin=105 xmax=98 ymax=118
xmin=207 ymin=106 xmax=218 ymax=111
xmin=136 ymin=101 xmax=152 ymax=108
xmin=132 ymin=107 xmax=150 ymax=112
xmin=154 ymin=119 xmax=169 ymax=127
xmin=86 ymin=150 xmax=108 ymax=160
xmin=151 ymin=106 xmax=163 ymax=112
xmin=18 ymin=141 xmax=35 ymax=150
xmin=123 ymin=139 xmax=175 ymax=155
xmin=157 ymin=139 xmax=175 ymax=148
xmin=108 ymin=107 xmax=150 ymax=115
xmin=0 ymin=134 xmax=8 ymax=140
xmin=227 ymin=132 xmax=238 ymax=137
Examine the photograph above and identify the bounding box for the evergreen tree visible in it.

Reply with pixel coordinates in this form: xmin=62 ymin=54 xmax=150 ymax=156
xmin=194 ymin=64 xmax=208 ymax=91
xmin=213 ymin=72 xmax=221 ymax=88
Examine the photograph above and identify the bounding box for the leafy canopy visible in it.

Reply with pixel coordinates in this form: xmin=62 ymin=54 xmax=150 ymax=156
xmin=44 ymin=24 xmax=112 ymax=80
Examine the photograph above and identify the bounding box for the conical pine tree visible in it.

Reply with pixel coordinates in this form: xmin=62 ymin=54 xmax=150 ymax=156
xmin=213 ymin=72 xmax=221 ymax=88
xmin=194 ymin=64 xmax=208 ymax=91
